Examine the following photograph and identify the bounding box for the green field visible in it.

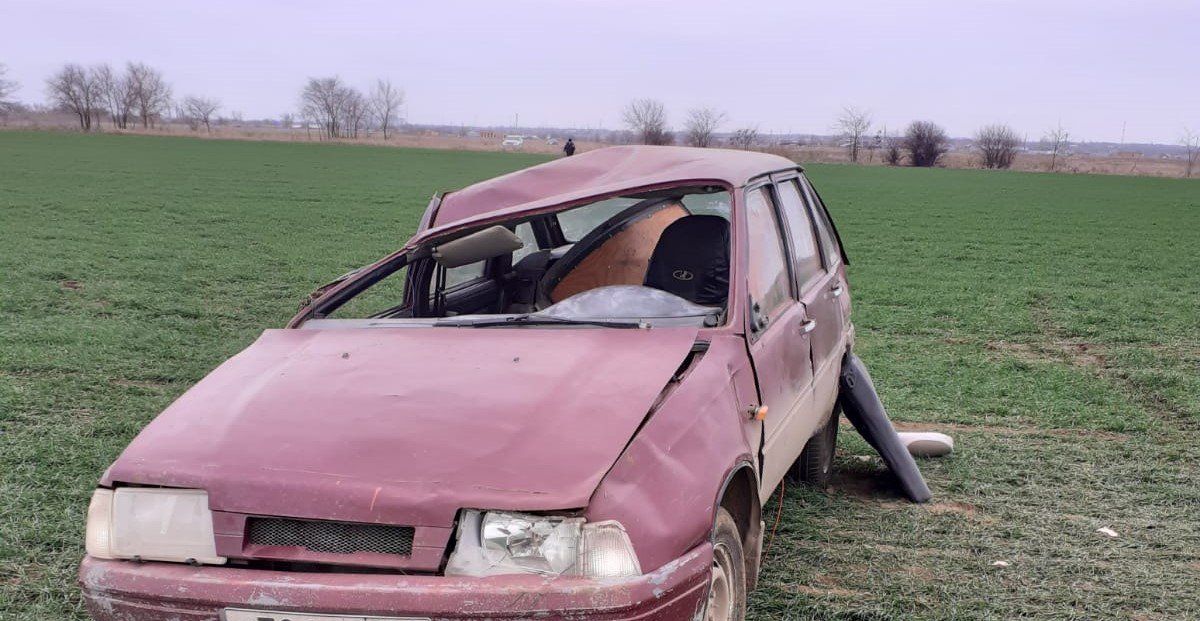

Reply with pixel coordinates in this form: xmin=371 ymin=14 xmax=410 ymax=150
xmin=1 ymin=132 xmax=1197 ymax=620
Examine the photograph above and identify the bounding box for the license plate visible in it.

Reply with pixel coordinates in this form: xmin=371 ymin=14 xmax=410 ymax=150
xmin=223 ymin=609 xmax=429 ymax=621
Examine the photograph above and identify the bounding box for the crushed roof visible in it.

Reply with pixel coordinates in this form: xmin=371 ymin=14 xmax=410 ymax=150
xmin=430 ymin=145 xmax=797 ymax=228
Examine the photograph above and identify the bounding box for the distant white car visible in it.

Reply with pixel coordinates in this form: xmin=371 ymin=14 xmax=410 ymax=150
xmin=501 ymin=135 xmax=524 ymax=148
xmin=546 ymin=138 xmax=559 ymax=146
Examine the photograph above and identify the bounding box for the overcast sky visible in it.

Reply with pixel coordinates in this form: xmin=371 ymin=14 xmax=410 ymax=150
xmin=3 ymin=0 xmax=1196 ymax=144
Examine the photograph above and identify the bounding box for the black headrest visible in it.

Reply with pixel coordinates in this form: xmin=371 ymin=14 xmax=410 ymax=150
xmin=643 ymin=215 xmax=730 ymax=306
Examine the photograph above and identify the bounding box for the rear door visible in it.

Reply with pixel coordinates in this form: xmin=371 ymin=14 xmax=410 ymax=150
xmin=741 ymin=185 xmax=816 ymax=497
xmin=799 ymin=174 xmax=851 ymax=334
xmin=774 ymin=174 xmax=846 ymax=420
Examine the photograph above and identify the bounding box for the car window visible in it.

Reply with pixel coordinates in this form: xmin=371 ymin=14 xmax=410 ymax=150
xmin=799 ymin=177 xmax=842 ymax=269
xmin=745 ymin=187 xmax=792 ymax=316
xmin=327 ymin=266 xmax=408 ymax=318
xmin=444 ymin=261 xmax=484 ymax=288
xmin=774 ymin=180 xmax=824 ymax=289
xmin=682 ymin=191 xmax=732 ymax=219
xmin=556 ymin=198 xmax=641 ymax=242
xmin=511 ymin=222 xmax=538 ymax=264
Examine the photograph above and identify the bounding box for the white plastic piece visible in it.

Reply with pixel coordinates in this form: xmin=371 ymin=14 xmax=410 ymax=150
xmin=991 ymin=560 xmax=1011 ymax=567
xmin=85 ymin=489 xmax=116 ymax=559
xmin=578 ymin=521 xmax=641 ymax=577
xmin=107 ymin=488 xmax=226 ymax=564
xmin=1096 ymin=527 xmax=1119 ymax=538
xmin=897 ymin=431 xmax=955 ymax=457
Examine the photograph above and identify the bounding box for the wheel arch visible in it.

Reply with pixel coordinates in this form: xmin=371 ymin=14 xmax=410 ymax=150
xmin=716 ymin=461 xmax=762 ymax=591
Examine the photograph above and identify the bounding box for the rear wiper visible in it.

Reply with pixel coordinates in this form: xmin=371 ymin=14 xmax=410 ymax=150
xmin=435 ymin=314 xmax=647 ymax=329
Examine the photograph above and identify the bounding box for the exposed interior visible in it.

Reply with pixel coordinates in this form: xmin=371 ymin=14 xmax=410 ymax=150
xmin=314 ymin=185 xmax=732 ymax=327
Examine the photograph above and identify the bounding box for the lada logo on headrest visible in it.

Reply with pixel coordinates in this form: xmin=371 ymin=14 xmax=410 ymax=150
xmin=672 ymin=269 xmax=694 ymax=281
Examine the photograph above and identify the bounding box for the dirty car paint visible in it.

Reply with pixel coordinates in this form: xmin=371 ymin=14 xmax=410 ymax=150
xmin=103 ymin=327 xmax=699 ymax=528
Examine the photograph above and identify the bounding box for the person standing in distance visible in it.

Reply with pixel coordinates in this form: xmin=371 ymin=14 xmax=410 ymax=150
xmin=563 ymin=138 xmax=576 ymax=157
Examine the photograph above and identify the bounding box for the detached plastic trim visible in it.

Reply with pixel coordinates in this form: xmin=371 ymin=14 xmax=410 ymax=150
xmin=838 ymin=353 xmax=932 ymax=503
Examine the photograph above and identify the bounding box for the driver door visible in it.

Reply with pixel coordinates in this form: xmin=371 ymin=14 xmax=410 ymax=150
xmin=742 ymin=186 xmax=816 ymax=497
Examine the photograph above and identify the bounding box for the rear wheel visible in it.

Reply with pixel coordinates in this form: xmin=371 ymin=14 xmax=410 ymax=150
xmin=790 ymin=405 xmax=840 ymax=487
xmin=706 ymin=507 xmax=747 ymax=621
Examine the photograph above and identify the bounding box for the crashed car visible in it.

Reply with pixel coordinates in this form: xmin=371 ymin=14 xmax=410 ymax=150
xmin=80 ymin=145 xmax=856 ymax=621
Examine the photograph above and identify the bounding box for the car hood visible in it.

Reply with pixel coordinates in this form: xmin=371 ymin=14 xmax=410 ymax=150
xmin=103 ymin=326 xmax=698 ymax=526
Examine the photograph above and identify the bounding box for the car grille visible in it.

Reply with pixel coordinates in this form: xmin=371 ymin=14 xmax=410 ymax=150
xmin=247 ymin=517 xmax=414 ymax=557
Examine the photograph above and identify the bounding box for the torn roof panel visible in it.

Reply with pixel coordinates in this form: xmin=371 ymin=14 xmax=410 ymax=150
xmin=430 ymin=145 xmax=797 ymax=229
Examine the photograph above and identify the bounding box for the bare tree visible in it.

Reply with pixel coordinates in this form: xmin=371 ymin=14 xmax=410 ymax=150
xmin=837 ymin=106 xmax=872 ymax=163
xmin=370 ymin=79 xmax=404 ymax=140
xmin=344 ymin=88 xmax=369 ymax=138
xmin=92 ymin=64 xmax=135 ymax=129
xmin=1044 ymin=123 xmax=1070 ymax=172
xmin=903 ymin=120 xmax=949 ymax=167
xmin=125 ymin=62 xmax=172 ymax=128
xmin=622 ymin=98 xmax=671 ymax=145
xmin=729 ymin=127 xmax=759 ymax=149
xmin=683 ymin=107 xmax=726 ymax=148
xmin=301 ymin=77 xmax=346 ymax=139
xmin=47 ymin=64 xmax=101 ymax=131
xmin=0 ymin=63 xmax=19 ymax=114
xmin=1180 ymin=127 xmax=1198 ymax=178
xmin=975 ymin=123 xmax=1021 ymax=169
xmin=866 ymin=129 xmax=883 ymax=162
xmin=182 ymin=96 xmax=220 ymax=133
xmin=884 ymin=141 xmax=903 ymax=165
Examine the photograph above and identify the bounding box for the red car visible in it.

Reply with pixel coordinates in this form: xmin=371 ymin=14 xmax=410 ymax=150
xmin=80 ymin=146 xmax=854 ymax=621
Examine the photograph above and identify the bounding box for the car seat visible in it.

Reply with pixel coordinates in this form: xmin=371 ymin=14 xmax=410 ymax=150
xmin=642 ymin=215 xmax=730 ymax=307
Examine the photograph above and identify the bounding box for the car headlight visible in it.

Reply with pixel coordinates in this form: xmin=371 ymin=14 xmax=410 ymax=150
xmin=445 ymin=510 xmax=640 ymax=578
xmin=86 ymin=488 xmax=226 ymax=565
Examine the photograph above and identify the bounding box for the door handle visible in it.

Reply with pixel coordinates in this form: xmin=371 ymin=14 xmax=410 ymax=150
xmin=800 ymin=320 xmax=817 ymax=334
xmin=831 ymin=283 xmax=844 ymax=297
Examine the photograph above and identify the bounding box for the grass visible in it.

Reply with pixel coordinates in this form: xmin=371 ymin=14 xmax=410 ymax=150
xmin=1 ymin=132 xmax=1197 ymax=619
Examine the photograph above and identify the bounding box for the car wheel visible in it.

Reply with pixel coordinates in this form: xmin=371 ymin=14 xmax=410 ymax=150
xmin=705 ymin=507 xmax=747 ymax=621
xmin=790 ymin=405 xmax=840 ymax=487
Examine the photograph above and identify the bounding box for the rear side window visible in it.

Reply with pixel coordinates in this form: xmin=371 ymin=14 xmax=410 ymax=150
xmin=744 ymin=187 xmax=792 ymax=315
xmin=799 ymin=177 xmax=842 ymax=269
xmin=511 ymin=222 xmax=538 ymax=264
xmin=444 ymin=262 xmax=484 ymax=288
xmin=774 ymin=180 xmax=823 ymax=289
xmin=557 ymin=198 xmax=640 ymax=242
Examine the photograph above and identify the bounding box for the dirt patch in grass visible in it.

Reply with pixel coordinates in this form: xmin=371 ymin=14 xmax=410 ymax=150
xmin=109 ymin=378 xmax=173 ymax=389
xmin=905 ymin=566 xmax=936 ymax=581
xmin=985 ymin=340 xmax=1108 ymax=369
xmin=59 ymin=279 xmax=82 ymax=290
xmin=924 ymin=500 xmax=996 ymax=523
xmin=782 ymin=578 xmax=863 ymax=598
xmin=828 ymin=470 xmax=906 ymax=501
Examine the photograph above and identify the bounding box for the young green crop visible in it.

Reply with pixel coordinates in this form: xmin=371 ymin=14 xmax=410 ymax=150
xmin=1 ymin=132 xmax=1197 ymax=619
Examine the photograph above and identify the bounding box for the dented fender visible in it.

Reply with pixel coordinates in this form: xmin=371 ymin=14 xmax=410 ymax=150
xmin=586 ymin=334 xmax=762 ymax=573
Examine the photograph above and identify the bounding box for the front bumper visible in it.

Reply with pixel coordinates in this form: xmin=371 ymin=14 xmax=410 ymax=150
xmin=79 ymin=543 xmax=712 ymax=621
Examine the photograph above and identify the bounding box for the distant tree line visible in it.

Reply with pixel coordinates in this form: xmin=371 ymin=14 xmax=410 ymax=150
xmin=8 ymin=61 xmax=1199 ymax=178
xmin=620 ymin=98 xmax=759 ymax=150
xmin=45 ymin=62 xmax=175 ymax=131
xmin=32 ymin=62 xmax=406 ymax=141
xmin=298 ymin=77 xmax=404 ymax=140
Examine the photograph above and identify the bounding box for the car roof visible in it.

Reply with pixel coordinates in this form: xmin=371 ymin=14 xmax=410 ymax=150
xmin=428 ymin=145 xmax=798 ymax=229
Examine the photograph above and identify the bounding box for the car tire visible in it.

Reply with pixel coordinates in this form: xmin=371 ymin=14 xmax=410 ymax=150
xmin=706 ymin=507 xmax=747 ymax=621
xmin=790 ymin=405 xmax=840 ymax=487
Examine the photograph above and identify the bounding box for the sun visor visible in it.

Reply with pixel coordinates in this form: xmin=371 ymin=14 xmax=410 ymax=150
xmin=432 ymin=225 xmax=524 ymax=268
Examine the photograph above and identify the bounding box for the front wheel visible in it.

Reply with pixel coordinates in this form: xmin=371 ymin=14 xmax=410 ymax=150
xmin=706 ymin=507 xmax=747 ymax=621
xmin=790 ymin=405 xmax=840 ymax=487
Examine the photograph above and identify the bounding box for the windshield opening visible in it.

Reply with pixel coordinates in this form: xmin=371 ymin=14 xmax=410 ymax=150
xmin=310 ymin=185 xmax=731 ymax=329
